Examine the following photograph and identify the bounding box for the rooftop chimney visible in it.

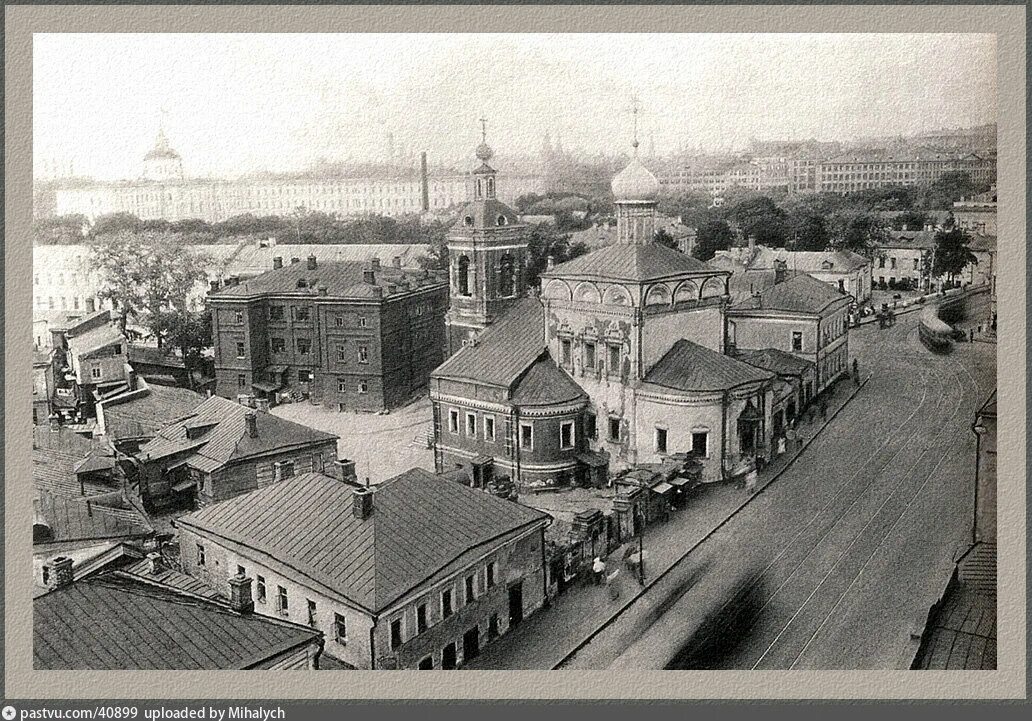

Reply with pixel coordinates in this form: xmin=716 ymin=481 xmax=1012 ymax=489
xmin=145 ymin=551 xmax=164 ymax=575
xmin=317 ymin=284 xmax=328 ymax=296
xmin=273 ymin=256 xmax=283 ymax=270
xmin=49 ymin=555 xmax=74 ymax=589
xmin=371 ymin=286 xmax=384 ymax=300
xmin=353 ymin=486 xmax=374 ymax=520
xmin=371 ymin=257 xmax=381 ymax=271
xmin=228 ymin=573 xmax=254 ymax=614
xmin=291 ymin=257 xmax=301 ymax=265
xmin=307 ymin=255 xmax=317 ymax=270
xmin=333 ymin=459 xmax=358 ymax=484
xmin=363 ymin=269 xmax=376 ymax=285
xmin=546 ymin=255 xmax=555 ymax=270
xmin=244 ymin=411 xmax=258 ymax=438
xmin=774 ymin=259 xmax=787 ymax=285
xmin=392 ymin=256 xmax=402 ymax=269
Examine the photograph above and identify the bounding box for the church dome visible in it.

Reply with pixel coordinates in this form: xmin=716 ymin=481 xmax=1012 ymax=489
xmin=475 ymin=141 xmax=494 ymax=162
xmin=144 ymin=128 xmax=181 ymax=161
xmin=611 ymin=151 xmax=660 ymax=202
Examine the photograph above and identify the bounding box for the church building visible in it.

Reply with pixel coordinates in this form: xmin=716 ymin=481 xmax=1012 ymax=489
xmin=430 ymin=128 xmax=781 ymax=488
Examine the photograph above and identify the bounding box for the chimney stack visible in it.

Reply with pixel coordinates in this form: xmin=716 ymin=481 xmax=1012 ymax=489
xmin=546 ymin=255 xmax=555 ymax=270
xmin=353 ymin=486 xmax=374 ymax=520
xmin=273 ymin=256 xmax=283 ymax=270
xmin=333 ymin=458 xmax=358 ymax=484
xmin=145 ymin=551 xmax=164 ymax=575
xmin=371 ymin=257 xmax=381 ymax=271
xmin=363 ymin=269 xmax=376 ymax=285
xmin=291 ymin=257 xmax=301 ymax=265
xmin=50 ymin=556 xmax=74 ymax=589
xmin=392 ymin=256 xmax=402 ymax=269
xmin=774 ymin=259 xmax=787 ymax=285
xmin=228 ymin=573 xmax=254 ymax=614
xmin=307 ymin=255 xmax=317 ymax=270
xmin=244 ymin=411 xmax=258 ymax=438
xmin=371 ymin=286 xmax=384 ymax=300
xmin=420 ymin=152 xmax=430 ymax=212
xmin=317 ymin=284 xmax=328 ymax=296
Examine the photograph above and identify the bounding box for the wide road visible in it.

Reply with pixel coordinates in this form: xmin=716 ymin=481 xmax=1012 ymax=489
xmin=560 ymin=296 xmax=995 ymax=670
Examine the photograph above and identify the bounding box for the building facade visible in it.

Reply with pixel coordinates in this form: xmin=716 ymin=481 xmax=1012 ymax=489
xmin=814 ymin=149 xmax=995 ymax=194
xmin=208 ymin=255 xmax=448 ymax=411
xmin=176 ymin=469 xmax=550 ymax=669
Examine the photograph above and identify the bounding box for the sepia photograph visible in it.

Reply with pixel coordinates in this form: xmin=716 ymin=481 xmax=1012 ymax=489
xmin=13 ymin=11 xmax=1016 ymax=697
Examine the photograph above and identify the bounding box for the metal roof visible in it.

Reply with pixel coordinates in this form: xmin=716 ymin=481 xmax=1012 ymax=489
xmin=642 ymin=339 xmax=773 ymax=393
xmin=100 ymin=383 xmax=206 ymax=441
xmin=211 ymin=259 xmax=444 ymax=300
xmin=738 ymin=348 xmax=816 ymax=377
xmin=177 ymin=468 xmax=549 ymax=613
xmin=34 ymin=573 xmax=320 ymax=670
xmin=543 ymin=242 xmax=718 ymax=283
xmin=733 ymin=271 xmax=849 ymax=315
xmin=510 ymin=355 xmax=587 ymax=407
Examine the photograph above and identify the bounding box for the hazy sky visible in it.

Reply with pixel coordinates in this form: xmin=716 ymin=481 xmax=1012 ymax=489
xmin=34 ymin=33 xmax=996 ymax=180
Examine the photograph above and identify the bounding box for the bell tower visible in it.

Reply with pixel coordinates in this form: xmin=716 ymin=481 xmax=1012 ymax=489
xmin=445 ymin=120 xmax=529 ymax=356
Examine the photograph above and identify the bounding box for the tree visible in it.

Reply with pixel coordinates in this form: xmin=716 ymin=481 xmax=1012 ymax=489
xmin=654 ymin=227 xmax=679 ymax=250
xmin=88 ymin=232 xmax=151 ymax=333
xmin=887 ymin=209 xmax=929 ymax=231
xmin=932 ymin=227 xmax=977 ymax=285
xmin=33 ymin=214 xmax=88 ymax=245
xmin=157 ymin=309 xmax=212 ymax=366
xmin=692 ymin=220 xmax=734 ymax=261
xmin=525 ymin=224 xmax=588 ymax=288
xmin=918 ymin=171 xmax=979 ymax=210
xmin=785 ymin=211 xmax=830 ymax=251
xmin=831 ymin=211 xmax=888 ymax=258
xmin=89 ymin=212 xmax=144 ymax=238
xmin=726 ymin=195 xmax=787 ymax=247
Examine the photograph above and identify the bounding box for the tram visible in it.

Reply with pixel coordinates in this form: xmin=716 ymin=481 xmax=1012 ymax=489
xmin=918 ymin=305 xmax=954 ymax=354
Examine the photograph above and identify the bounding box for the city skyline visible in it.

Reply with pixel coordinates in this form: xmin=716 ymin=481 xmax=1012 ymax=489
xmin=34 ymin=33 xmax=996 ymax=181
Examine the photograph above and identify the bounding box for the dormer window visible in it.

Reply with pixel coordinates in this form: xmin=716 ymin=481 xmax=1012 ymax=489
xmin=463 ymin=216 xmax=474 ymax=228
xmin=296 ymin=279 xmax=308 ymax=288
xmin=497 ymin=215 xmax=507 ymax=226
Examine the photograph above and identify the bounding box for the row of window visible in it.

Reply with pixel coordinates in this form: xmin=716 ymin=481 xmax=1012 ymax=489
xmin=233 ymin=337 xmax=371 ymax=362
xmin=655 ymin=428 xmax=710 ymax=456
xmin=263 ymin=305 xmax=370 ymax=328
xmin=878 ymin=257 xmax=922 ymax=271
xmin=446 ymin=409 xmax=576 ymax=452
xmin=34 ymin=296 xmax=98 ymax=313
xmin=558 ymin=337 xmax=622 ymax=375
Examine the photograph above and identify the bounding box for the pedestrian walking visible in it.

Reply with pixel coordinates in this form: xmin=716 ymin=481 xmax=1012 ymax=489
xmin=592 ymin=556 xmax=606 ymax=586
xmin=852 ymin=358 xmax=859 ymax=383
xmin=969 ymin=328 xmax=975 ymax=343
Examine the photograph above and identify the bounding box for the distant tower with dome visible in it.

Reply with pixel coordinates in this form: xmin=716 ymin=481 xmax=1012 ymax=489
xmin=142 ymin=121 xmax=184 ymax=183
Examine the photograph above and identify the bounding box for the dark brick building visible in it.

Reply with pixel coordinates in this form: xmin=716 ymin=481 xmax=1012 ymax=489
xmin=208 ymin=255 xmax=448 ymax=411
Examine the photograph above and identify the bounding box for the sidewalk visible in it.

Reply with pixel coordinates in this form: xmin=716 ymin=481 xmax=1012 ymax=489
xmin=466 ymin=374 xmax=869 ymax=669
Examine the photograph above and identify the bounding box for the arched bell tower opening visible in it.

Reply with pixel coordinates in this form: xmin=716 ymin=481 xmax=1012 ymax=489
xmin=444 ymin=120 xmax=530 ymax=356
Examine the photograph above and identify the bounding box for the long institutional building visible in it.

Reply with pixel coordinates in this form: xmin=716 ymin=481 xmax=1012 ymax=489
xmin=49 ymin=129 xmax=546 ymax=223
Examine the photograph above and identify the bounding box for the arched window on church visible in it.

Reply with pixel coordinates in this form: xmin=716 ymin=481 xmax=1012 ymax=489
xmin=475 ymin=179 xmax=483 ymax=200
xmin=458 ymin=255 xmax=471 ymax=297
xmin=486 ymin=177 xmax=495 ymax=198
xmin=498 ymin=254 xmax=515 ymax=297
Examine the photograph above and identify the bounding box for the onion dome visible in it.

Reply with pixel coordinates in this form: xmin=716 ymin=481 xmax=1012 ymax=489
xmin=611 ymin=146 xmax=660 ymax=202
xmin=475 ymin=141 xmax=494 ymax=162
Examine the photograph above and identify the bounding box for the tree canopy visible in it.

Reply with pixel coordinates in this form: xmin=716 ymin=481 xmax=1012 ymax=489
xmin=932 ymin=227 xmax=977 ymax=282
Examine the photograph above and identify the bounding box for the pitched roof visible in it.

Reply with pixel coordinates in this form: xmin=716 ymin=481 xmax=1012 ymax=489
xmin=177 ymin=468 xmax=549 ymax=613
xmin=738 ymin=348 xmax=816 ymax=377
xmin=510 ymin=354 xmax=587 ymax=407
xmin=138 ymin=395 xmax=337 ymax=468
xmin=543 ymin=243 xmax=717 ymax=283
xmin=100 ymin=383 xmax=206 ymax=441
xmin=751 ymin=248 xmax=870 ymax=273
xmin=34 ymin=490 xmax=153 ymax=545
xmin=34 ymin=573 xmax=320 ymax=669
xmin=881 ymin=230 xmax=939 ymax=249
xmin=208 ymin=242 xmax=431 ymax=278
xmin=128 ymin=344 xmax=186 ymax=369
xmin=642 ymin=340 xmax=773 ymax=393
xmin=211 ymin=259 xmax=444 ymax=300
xmin=432 ymin=297 xmax=545 ymax=388
xmin=733 ymin=272 xmax=848 ymax=315
xmin=66 ymin=323 xmax=125 ymax=358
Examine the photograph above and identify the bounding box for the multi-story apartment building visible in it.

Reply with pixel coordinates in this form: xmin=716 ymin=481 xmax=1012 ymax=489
xmin=176 ymin=468 xmax=550 ymax=669
xmin=47 ymin=130 xmax=545 ymax=224
xmin=815 ymin=149 xmax=995 ymax=194
xmin=208 ymin=254 xmax=448 ymax=411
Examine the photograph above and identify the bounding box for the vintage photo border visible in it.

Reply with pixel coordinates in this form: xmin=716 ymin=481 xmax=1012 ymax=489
xmin=3 ymin=2 xmax=1026 ymax=700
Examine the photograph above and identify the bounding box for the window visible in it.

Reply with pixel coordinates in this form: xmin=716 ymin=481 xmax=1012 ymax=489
xmin=465 ymin=574 xmax=475 ymax=604
xmin=358 ymin=345 xmax=369 ymax=363
xmin=484 ymin=416 xmax=495 ymax=442
xmin=312 ymin=452 xmax=324 ymax=473
xmin=608 ymin=345 xmax=621 ymax=374
xmin=237 ymin=374 xmax=247 ymax=389
xmin=335 ymin=316 xmax=345 ymax=327
xmin=608 ymin=417 xmax=622 ymax=443
xmin=585 ymin=413 xmax=597 ymax=440
xmin=560 ymin=338 xmax=571 ymax=365
xmin=584 ymin=342 xmax=596 ymax=369
xmin=878 ymin=257 xmax=885 ymax=268
xmin=458 ymin=255 xmax=471 ymax=296
xmin=655 ymin=427 xmax=668 ymax=454
xmin=466 ymin=413 xmax=477 ymax=437
xmin=390 ymin=619 xmax=403 ymax=650
xmin=196 ymin=544 xmax=206 ymax=566
xmin=417 ymin=603 xmax=428 ymax=633
xmin=337 ymin=378 xmax=347 ymax=393
xmin=691 ymin=431 xmax=709 ymax=457
xmin=448 ymin=409 xmax=460 ymax=434
xmin=336 ymin=344 xmax=346 ymax=361
xmin=418 ymin=656 xmax=434 ymax=670
xmin=560 ymin=421 xmax=575 ymax=450
xmin=91 ymin=367 xmax=102 ymax=379
xmin=358 ymin=317 xmax=367 ymax=328
xmin=236 ymin=341 xmax=245 ymax=358
xmin=791 ymin=332 xmax=803 ymax=351
xmin=487 ymin=562 xmax=497 ymax=589
xmin=277 ymin=586 xmax=288 ymax=613
xmin=270 ymin=337 xmax=286 ymax=353
xmin=235 ymin=311 xmax=244 ymax=324
xmin=275 ymin=461 xmax=295 ymax=481
xmin=293 ymin=306 xmax=310 ymax=322
xmin=442 ymin=589 xmax=453 ymax=618
xmin=334 ymin=613 xmax=347 ymax=644
xmin=256 ymin=575 xmax=267 ymax=603
xmin=269 ymin=305 xmax=284 ymax=321
xmin=519 ymin=423 xmax=533 ymax=451
xmin=296 ymin=338 xmax=311 ymax=355
xmin=488 ymin=614 xmax=499 ymax=639
xmin=890 ymin=257 xmax=897 ymax=269
xmin=358 ymin=380 xmax=368 ymax=394
xmin=913 ymin=258 xmax=920 ymax=270
xmin=307 ymin=599 xmax=317 ymax=627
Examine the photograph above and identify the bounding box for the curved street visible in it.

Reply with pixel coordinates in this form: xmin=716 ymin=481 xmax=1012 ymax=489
xmin=558 ymin=297 xmax=994 ymax=670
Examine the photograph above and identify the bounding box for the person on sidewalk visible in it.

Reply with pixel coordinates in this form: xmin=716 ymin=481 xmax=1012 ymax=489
xmin=592 ymin=557 xmax=606 ymax=586
xmin=852 ymin=358 xmax=859 ymax=384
